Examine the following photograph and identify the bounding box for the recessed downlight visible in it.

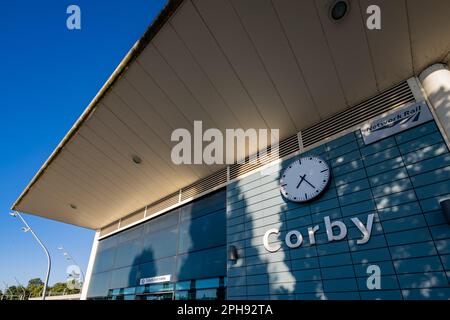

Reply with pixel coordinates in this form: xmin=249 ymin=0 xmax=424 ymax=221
xmin=132 ymin=155 xmax=142 ymax=164
xmin=329 ymin=0 xmax=349 ymax=22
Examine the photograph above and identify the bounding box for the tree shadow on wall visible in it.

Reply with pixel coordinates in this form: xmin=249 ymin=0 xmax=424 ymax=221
xmin=228 ymin=156 xmax=325 ymax=300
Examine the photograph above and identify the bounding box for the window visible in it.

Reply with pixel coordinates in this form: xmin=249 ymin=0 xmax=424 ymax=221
xmin=178 ymin=210 xmax=226 ymax=254
xmin=87 ymin=271 xmax=111 ymax=298
xmin=196 ymin=289 xmax=219 ymax=300
xmin=110 ymin=266 xmax=138 ymax=289
xmin=87 ymin=189 xmax=226 ymax=300
xmin=114 ymin=240 xmax=142 ymax=268
xmin=141 ymin=227 xmax=178 ymax=262
xmin=176 ymin=246 xmax=226 ymax=281
xmin=137 ymin=256 xmax=176 ymax=281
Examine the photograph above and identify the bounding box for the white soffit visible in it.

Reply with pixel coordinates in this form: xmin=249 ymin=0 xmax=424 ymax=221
xmin=13 ymin=0 xmax=450 ymax=229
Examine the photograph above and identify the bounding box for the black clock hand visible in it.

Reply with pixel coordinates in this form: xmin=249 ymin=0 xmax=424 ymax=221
xmin=296 ymin=174 xmax=306 ymax=189
xmin=303 ymin=177 xmax=315 ymax=189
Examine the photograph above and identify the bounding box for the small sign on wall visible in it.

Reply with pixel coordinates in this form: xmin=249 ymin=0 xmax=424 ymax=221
xmin=361 ymin=101 xmax=433 ymax=145
xmin=139 ymin=275 xmax=171 ymax=285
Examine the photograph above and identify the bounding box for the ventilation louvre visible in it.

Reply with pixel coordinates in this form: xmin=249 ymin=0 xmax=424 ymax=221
xmin=118 ymin=208 xmax=145 ymax=229
xmin=229 ymin=133 xmax=299 ymax=180
xmin=100 ymin=80 xmax=415 ymax=238
xmin=99 ymin=221 xmax=120 ymax=237
xmin=301 ymin=81 xmax=415 ymax=148
xmin=181 ymin=168 xmax=227 ymax=201
xmin=145 ymin=193 xmax=179 ymax=217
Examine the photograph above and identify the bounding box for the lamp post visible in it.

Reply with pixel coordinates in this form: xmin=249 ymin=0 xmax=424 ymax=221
xmin=9 ymin=212 xmax=51 ymax=300
xmin=57 ymin=245 xmax=85 ymax=289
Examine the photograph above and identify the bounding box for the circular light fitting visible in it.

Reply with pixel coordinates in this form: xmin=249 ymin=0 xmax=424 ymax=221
xmin=132 ymin=155 xmax=142 ymax=164
xmin=329 ymin=0 xmax=349 ymax=21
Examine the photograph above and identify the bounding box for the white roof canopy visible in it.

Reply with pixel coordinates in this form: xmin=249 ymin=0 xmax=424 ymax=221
xmin=13 ymin=0 xmax=450 ymax=229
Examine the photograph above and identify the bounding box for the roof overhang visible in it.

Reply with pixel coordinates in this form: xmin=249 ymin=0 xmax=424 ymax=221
xmin=13 ymin=0 xmax=450 ymax=229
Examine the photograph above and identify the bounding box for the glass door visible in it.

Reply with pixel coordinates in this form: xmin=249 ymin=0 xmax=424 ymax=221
xmin=137 ymin=292 xmax=174 ymax=300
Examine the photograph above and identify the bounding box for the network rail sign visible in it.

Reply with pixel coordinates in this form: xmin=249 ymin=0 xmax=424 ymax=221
xmin=361 ymin=100 xmax=433 ymax=145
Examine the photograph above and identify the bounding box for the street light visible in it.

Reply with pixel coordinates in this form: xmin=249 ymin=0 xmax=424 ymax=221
xmin=57 ymin=245 xmax=85 ymax=288
xmin=9 ymin=211 xmax=51 ymax=300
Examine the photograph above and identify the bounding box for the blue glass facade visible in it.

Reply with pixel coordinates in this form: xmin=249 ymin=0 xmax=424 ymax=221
xmin=227 ymin=120 xmax=450 ymax=300
xmin=87 ymin=120 xmax=450 ymax=300
xmin=87 ymin=190 xmax=227 ymax=300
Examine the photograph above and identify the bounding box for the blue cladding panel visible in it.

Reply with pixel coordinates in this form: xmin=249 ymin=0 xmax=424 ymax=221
xmin=227 ymin=121 xmax=450 ymax=300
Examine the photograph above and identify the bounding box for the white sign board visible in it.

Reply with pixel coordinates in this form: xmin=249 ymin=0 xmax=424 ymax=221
xmin=361 ymin=101 xmax=433 ymax=145
xmin=139 ymin=275 xmax=171 ymax=285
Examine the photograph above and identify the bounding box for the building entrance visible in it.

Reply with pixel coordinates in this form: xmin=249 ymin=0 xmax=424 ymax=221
xmin=137 ymin=292 xmax=174 ymax=300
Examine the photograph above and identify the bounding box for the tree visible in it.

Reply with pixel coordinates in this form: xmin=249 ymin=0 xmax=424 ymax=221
xmin=4 ymin=285 xmax=24 ymax=300
xmin=48 ymin=282 xmax=80 ymax=296
xmin=1 ymin=277 xmax=81 ymax=300
xmin=27 ymin=278 xmax=44 ymax=287
xmin=26 ymin=278 xmax=44 ymax=298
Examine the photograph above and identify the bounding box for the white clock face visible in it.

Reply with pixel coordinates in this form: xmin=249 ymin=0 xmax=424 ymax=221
xmin=280 ymin=156 xmax=331 ymax=203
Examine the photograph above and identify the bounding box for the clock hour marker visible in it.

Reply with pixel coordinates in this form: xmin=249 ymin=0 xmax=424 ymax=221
xmin=320 ymin=169 xmax=328 ymax=172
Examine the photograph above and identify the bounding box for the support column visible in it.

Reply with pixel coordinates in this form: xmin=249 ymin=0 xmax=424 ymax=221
xmin=80 ymin=230 xmax=100 ymax=300
xmin=419 ymin=63 xmax=450 ymax=143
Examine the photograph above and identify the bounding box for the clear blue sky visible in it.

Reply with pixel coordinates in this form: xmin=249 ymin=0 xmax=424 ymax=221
xmin=0 ymin=0 xmax=167 ymax=288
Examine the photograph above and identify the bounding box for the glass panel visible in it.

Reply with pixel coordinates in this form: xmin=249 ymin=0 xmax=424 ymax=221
xmin=176 ymin=246 xmax=226 ymax=281
xmin=195 ymin=278 xmax=220 ymax=289
xmin=135 ymin=285 xmax=146 ymax=295
xmin=110 ymin=266 xmax=138 ymax=289
xmin=144 ymin=210 xmax=179 ymax=234
xmin=178 ymin=211 xmax=226 ymax=254
xmin=141 ymin=293 xmax=173 ymax=300
xmin=137 ymin=256 xmax=176 ymax=281
xmin=111 ymin=294 xmax=135 ymax=300
xmin=141 ymin=227 xmax=178 ymax=262
xmin=93 ymin=247 xmax=116 ymax=273
xmin=180 ymin=190 xmax=226 ymax=222
xmin=111 ymin=288 xmax=121 ymax=296
xmin=123 ymin=287 xmax=136 ymax=295
xmin=118 ymin=225 xmax=143 ymax=243
xmin=87 ymin=271 xmax=111 ymax=298
xmin=148 ymin=283 xmax=174 ymax=293
xmin=195 ymin=289 xmax=218 ymax=300
xmin=98 ymin=235 xmax=117 ymax=250
xmin=114 ymin=240 xmax=142 ymax=268
xmin=174 ymin=291 xmax=190 ymax=300
xmin=89 ymin=188 xmax=226 ymax=299
xmin=175 ymin=280 xmax=192 ymax=291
